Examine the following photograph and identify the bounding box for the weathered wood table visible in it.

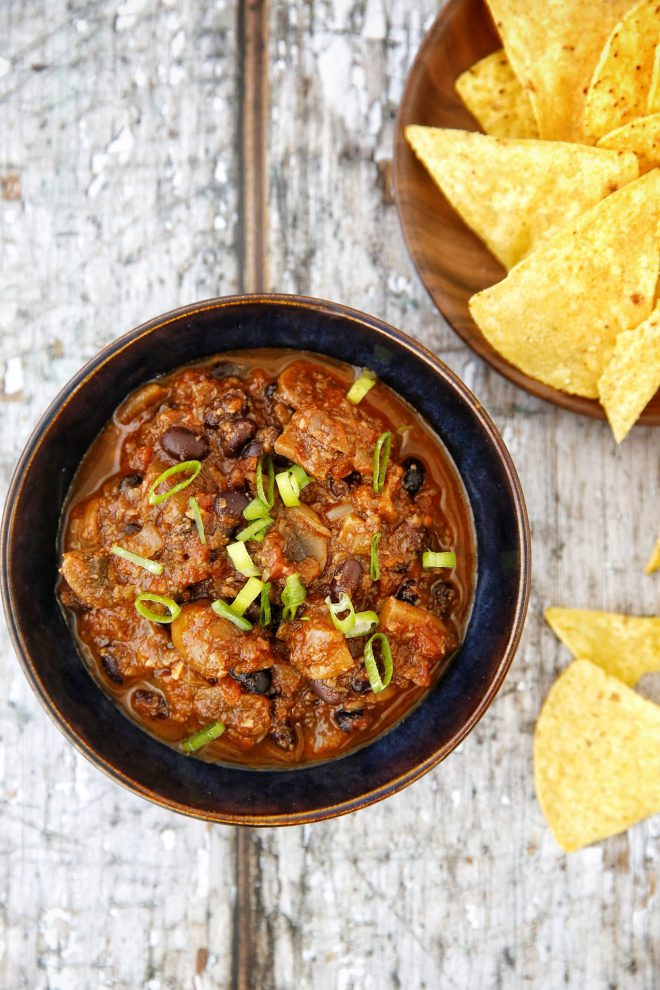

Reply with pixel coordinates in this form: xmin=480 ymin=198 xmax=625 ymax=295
xmin=1 ymin=1 xmax=658 ymax=986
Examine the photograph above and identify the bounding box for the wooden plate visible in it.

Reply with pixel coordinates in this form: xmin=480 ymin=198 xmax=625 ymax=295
xmin=393 ymin=0 xmax=660 ymax=424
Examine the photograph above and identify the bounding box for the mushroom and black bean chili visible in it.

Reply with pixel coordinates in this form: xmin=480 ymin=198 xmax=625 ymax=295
xmin=58 ymin=350 xmax=475 ymax=766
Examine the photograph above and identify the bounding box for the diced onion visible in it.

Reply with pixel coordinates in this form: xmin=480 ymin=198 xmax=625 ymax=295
xmin=370 ymin=531 xmax=381 ymax=581
xmin=325 ymin=503 xmax=353 ymax=522
xmin=347 ymin=368 xmax=376 ymax=405
xmin=111 ymin=544 xmax=163 ymax=576
xmin=180 ymin=720 xmax=225 ymax=752
xmin=236 ymin=516 xmax=274 ymax=542
xmin=188 ymin=496 xmax=206 ymax=545
xmin=211 ymin=599 xmax=253 ymax=631
xmin=325 ymin=593 xmax=356 ymax=634
xmin=227 ymin=541 xmax=260 ymax=577
xmin=422 ymin=550 xmax=457 ymax=569
xmin=148 ymin=460 xmax=202 ymax=505
xmin=259 ymin=582 xmax=272 ymax=627
xmin=372 ymin=432 xmax=392 ymax=494
xmin=363 ymin=632 xmax=393 ymax=693
xmin=281 ymin=573 xmax=306 ymax=621
xmin=134 ymin=592 xmax=181 ymax=623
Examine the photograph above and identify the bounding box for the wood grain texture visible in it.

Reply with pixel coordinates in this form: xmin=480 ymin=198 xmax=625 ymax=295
xmin=0 ymin=0 xmax=658 ymax=988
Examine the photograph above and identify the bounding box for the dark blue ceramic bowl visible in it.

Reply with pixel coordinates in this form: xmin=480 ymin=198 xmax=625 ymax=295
xmin=1 ymin=294 xmax=530 ymax=825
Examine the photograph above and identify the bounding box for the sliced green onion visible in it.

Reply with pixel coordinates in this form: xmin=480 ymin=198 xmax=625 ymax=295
xmin=110 ymin=543 xmax=163 ymax=576
xmin=180 ymin=720 xmax=225 ymax=753
xmin=256 ymin=455 xmax=275 ymax=510
xmin=325 ymin=593 xmax=356 ymax=634
xmin=347 ymin=368 xmax=376 ymax=405
xmin=422 ymin=550 xmax=457 ymax=569
xmin=281 ymin=573 xmax=306 ymax=621
xmin=364 ymin=632 xmax=393 ymax=693
xmin=211 ymin=599 xmax=253 ymax=631
xmin=236 ymin=516 xmax=274 ymax=542
xmin=135 ymin=592 xmax=181 ymax=623
xmin=243 ymin=496 xmax=271 ymax=521
xmin=370 ymin=531 xmax=381 ymax=581
xmin=275 ymin=470 xmax=299 ymax=507
xmin=373 ymin=432 xmax=392 ymax=493
xmin=289 ymin=464 xmax=313 ymax=490
xmin=231 ymin=576 xmax=264 ymax=616
xmin=259 ymin=582 xmax=272 ymax=627
xmin=148 ymin=460 xmax=202 ymax=506
xmin=227 ymin=541 xmax=260 ymax=577
xmin=347 ymin=610 xmax=379 ymax=639
xmin=188 ymin=496 xmax=206 ymax=545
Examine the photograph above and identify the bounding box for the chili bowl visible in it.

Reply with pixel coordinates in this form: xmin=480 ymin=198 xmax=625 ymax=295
xmin=1 ymin=293 xmax=530 ymax=825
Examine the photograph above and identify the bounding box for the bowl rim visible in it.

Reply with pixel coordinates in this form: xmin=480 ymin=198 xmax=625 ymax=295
xmin=391 ymin=0 xmax=660 ymax=425
xmin=0 ymin=292 xmax=531 ymax=825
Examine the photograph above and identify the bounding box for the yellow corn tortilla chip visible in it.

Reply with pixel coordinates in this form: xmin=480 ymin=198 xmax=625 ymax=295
xmin=598 ymin=113 xmax=660 ymax=174
xmin=405 ymin=126 xmax=639 ymax=270
xmin=484 ymin=0 xmax=632 ymax=142
xmin=545 ymin=607 xmax=660 ymax=686
xmin=646 ymin=538 xmax=660 ymax=574
xmin=455 ymin=49 xmax=538 ymax=139
xmin=648 ymin=45 xmax=660 ymax=113
xmin=468 ymin=169 xmax=660 ymax=398
xmin=585 ymin=0 xmax=660 ymax=140
xmin=534 ymin=659 xmax=660 ymax=852
xmin=597 ymin=303 xmax=660 ymax=442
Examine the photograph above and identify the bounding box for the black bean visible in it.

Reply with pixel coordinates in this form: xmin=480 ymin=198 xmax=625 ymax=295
xmin=221 ymin=418 xmax=257 ymax=457
xmin=204 ymin=409 xmax=222 ymax=429
xmin=334 ymin=709 xmax=365 ymax=733
xmin=101 ymin=654 xmax=123 ymax=684
xmin=230 ymin=669 xmax=272 ymax=694
xmin=395 ymin=578 xmax=419 ymax=605
xmin=309 ymin=679 xmax=347 ymax=705
xmin=431 ymin=580 xmax=456 ymax=616
xmin=270 ymin=720 xmax=296 ymax=751
xmin=161 ymin=426 xmax=210 ymax=461
xmin=123 ymin=522 xmax=142 ymax=535
xmin=342 ymin=470 xmax=362 ymax=487
xmin=211 ymin=361 xmax=245 ymax=379
xmin=402 ymin=458 xmax=425 ymax=497
xmin=119 ymin=473 xmax=143 ymax=491
xmin=239 ymin=440 xmax=264 ymax=459
xmin=349 ymin=670 xmax=372 ymax=694
xmin=214 ymin=488 xmax=250 ymax=519
xmin=265 ymin=381 xmax=277 ymax=400
xmin=132 ymin=689 xmax=169 ymax=719
xmin=330 ymin=558 xmax=362 ymax=602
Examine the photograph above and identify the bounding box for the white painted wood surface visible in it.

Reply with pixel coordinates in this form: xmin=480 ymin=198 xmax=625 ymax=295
xmin=1 ymin=1 xmax=658 ymax=987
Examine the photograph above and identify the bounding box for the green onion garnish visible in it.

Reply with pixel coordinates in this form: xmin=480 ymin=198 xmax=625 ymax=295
xmin=211 ymin=599 xmax=253 ymax=631
xmin=325 ymin=593 xmax=356 ymax=634
xmin=422 ymin=550 xmax=457 ymax=569
xmin=364 ymin=632 xmax=393 ymax=693
xmin=275 ymin=464 xmax=313 ymax=508
xmin=281 ymin=573 xmax=306 ymax=621
xmin=370 ymin=531 xmax=381 ymax=581
xmin=227 ymin=541 xmax=260 ymax=577
xmin=243 ymin=496 xmax=271 ymax=520
xmin=231 ymin=576 xmax=264 ymax=615
xmin=373 ymin=432 xmax=392 ymax=494
xmin=188 ymin=496 xmax=206 ymax=545
xmin=236 ymin=516 xmax=274 ymax=542
xmin=180 ymin=720 xmax=225 ymax=753
xmin=110 ymin=543 xmax=164 ymax=576
xmin=148 ymin=460 xmax=202 ymax=506
xmin=259 ymin=582 xmax=272 ymax=627
xmin=348 ymin=610 xmax=378 ymax=639
xmin=347 ymin=368 xmax=377 ymax=405
xmin=135 ymin=592 xmax=181 ymax=623
xmin=256 ymin=455 xmax=275 ymax=510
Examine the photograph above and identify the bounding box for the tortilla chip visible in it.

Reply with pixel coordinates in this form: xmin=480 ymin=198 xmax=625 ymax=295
xmin=404 ymin=126 xmax=639 ymax=270
xmin=468 ymin=169 xmax=660 ymax=397
xmin=585 ymin=0 xmax=660 ymax=140
xmin=646 ymin=538 xmax=660 ymax=575
xmin=534 ymin=659 xmax=660 ymax=852
xmin=484 ymin=0 xmax=632 ymax=142
xmin=545 ymin=607 xmax=660 ymax=686
xmin=648 ymin=45 xmax=660 ymax=113
xmin=598 ymin=113 xmax=660 ymax=174
xmin=597 ymin=303 xmax=660 ymax=441
xmin=455 ymin=49 xmax=538 ymax=139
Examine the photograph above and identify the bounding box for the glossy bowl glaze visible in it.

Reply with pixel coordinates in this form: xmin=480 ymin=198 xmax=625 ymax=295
xmin=1 ymin=294 xmax=530 ymax=825
xmin=393 ymin=0 xmax=660 ymax=424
